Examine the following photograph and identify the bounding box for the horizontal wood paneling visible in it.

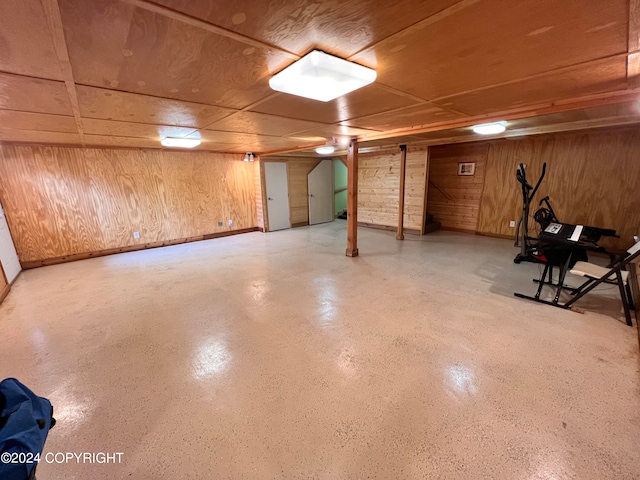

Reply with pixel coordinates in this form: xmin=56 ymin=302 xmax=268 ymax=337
xmin=358 ymin=147 xmax=428 ymax=231
xmin=427 ymin=143 xmax=488 ymax=232
xmin=0 ymin=145 xmax=256 ymax=263
xmin=477 ymin=128 xmax=640 ymax=251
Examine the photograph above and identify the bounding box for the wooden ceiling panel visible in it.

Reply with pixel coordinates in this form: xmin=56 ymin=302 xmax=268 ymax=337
xmin=148 ymin=0 xmax=462 ymax=57
xmin=81 ymin=118 xmax=197 ymax=139
xmin=195 ymin=130 xmax=316 ymax=153
xmin=62 ymin=0 xmax=289 ymax=109
xmin=0 ymin=111 xmax=78 ymax=133
xmin=351 ymin=0 xmax=628 ymax=101
xmin=359 ymin=100 xmax=640 ymax=150
xmin=76 ymin=86 xmax=234 ymax=127
xmin=502 ymin=101 xmax=640 ymax=131
xmin=195 ymin=130 xmax=269 ymax=145
xmin=58 ymin=0 xmax=137 ymax=88
xmin=345 ymin=103 xmax=465 ymax=131
xmin=205 ymin=111 xmax=323 ymax=136
xmin=250 ymin=85 xmax=417 ymax=124
xmin=0 ymin=73 xmax=73 ymax=115
xmin=0 ymin=129 xmax=81 ymax=145
xmin=0 ymin=0 xmax=63 ymax=80
xmin=433 ymin=57 xmax=628 ymax=116
xmin=0 ymin=0 xmax=636 ymax=153
xmin=82 ymin=134 xmax=162 ymax=149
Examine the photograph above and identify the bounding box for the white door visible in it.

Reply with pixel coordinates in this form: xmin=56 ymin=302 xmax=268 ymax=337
xmin=0 ymin=202 xmax=21 ymax=283
xmin=264 ymin=162 xmax=291 ymax=231
xmin=308 ymin=160 xmax=334 ymax=225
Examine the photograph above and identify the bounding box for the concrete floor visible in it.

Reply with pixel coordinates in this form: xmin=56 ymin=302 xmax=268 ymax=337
xmin=1 ymin=221 xmax=639 ymax=479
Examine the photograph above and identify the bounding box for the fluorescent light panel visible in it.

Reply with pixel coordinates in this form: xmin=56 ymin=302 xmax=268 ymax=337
xmin=161 ymin=137 xmax=201 ymax=148
xmin=269 ymin=50 xmax=377 ymax=102
xmin=472 ymin=121 xmax=507 ymax=135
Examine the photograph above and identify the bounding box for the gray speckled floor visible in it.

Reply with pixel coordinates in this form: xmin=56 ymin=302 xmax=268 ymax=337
xmin=1 ymin=221 xmax=638 ymax=479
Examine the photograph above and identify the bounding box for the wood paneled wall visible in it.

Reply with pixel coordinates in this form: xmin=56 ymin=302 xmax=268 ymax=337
xmin=0 ymin=145 xmax=257 ymax=264
xmin=427 ymin=143 xmax=488 ymax=232
xmin=477 ymin=128 xmax=640 ymax=251
xmin=263 ymin=156 xmax=321 ymax=227
xmin=254 ymin=158 xmax=266 ymax=231
xmin=288 ymin=158 xmax=321 ymax=226
xmin=358 ymin=147 xmax=428 ymax=232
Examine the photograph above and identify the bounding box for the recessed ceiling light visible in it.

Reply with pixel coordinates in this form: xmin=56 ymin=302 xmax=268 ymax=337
xmin=316 ymin=146 xmax=335 ymax=155
xmin=472 ymin=121 xmax=507 ymax=135
xmin=161 ymin=137 xmax=201 ymax=148
xmin=337 ymin=136 xmax=351 ymax=146
xmin=269 ymin=50 xmax=377 ymax=102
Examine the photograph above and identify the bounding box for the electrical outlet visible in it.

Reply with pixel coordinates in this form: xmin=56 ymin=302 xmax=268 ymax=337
xmin=133 ymin=231 xmax=140 ymax=239
xmin=228 ymin=219 xmax=233 ymax=227
xmin=217 ymin=221 xmax=223 ymax=227
xmin=509 ymin=221 xmax=515 ymax=228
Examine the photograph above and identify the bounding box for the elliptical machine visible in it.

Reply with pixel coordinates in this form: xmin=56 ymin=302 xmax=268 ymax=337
xmin=513 ymin=163 xmax=558 ymax=264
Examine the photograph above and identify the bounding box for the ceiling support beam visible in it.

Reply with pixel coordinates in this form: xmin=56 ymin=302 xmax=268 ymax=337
xmin=396 ymin=145 xmax=407 ymax=241
xmin=40 ymin=0 xmax=85 ymax=144
xmin=346 ymin=139 xmax=359 ymax=258
xmin=357 ymin=87 xmax=640 ymax=143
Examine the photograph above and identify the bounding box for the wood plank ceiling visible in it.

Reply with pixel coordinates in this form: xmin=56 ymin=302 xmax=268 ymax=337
xmin=0 ymin=0 xmax=639 ymax=154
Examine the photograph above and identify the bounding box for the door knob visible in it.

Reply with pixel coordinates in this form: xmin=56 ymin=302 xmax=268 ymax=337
xmin=268 ymin=197 xmax=273 ymax=200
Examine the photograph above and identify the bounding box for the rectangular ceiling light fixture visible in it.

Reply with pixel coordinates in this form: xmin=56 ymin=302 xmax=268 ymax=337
xmin=269 ymin=50 xmax=376 ymax=102
xmin=161 ymin=137 xmax=201 ymax=148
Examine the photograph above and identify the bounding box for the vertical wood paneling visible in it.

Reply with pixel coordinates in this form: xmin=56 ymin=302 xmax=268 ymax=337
xmin=358 ymin=147 xmax=428 ymax=231
xmin=287 ymin=158 xmax=321 ymax=226
xmin=264 ymin=156 xmax=320 ymax=227
xmin=427 ymin=143 xmax=488 ymax=232
xmin=0 ymin=145 xmax=256 ymax=263
xmin=477 ymin=128 xmax=640 ymax=251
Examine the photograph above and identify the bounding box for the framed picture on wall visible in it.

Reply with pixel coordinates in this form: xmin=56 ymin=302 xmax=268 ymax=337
xmin=458 ymin=162 xmax=476 ymax=176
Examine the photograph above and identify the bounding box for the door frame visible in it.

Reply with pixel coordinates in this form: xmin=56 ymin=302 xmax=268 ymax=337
xmin=263 ymin=160 xmax=291 ymax=232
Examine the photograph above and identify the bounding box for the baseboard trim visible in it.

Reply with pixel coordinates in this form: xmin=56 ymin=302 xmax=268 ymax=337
xmin=474 ymin=231 xmax=511 ymax=239
xmin=21 ymin=227 xmax=259 ymax=269
xmin=0 ymin=284 xmax=9 ymax=304
xmin=358 ymin=222 xmax=421 ymax=236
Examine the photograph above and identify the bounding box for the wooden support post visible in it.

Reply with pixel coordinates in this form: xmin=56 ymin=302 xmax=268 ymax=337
xmin=346 ymin=139 xmax=359 ymax=257
xmin=397 ymin=144 xmax=407 ymax=240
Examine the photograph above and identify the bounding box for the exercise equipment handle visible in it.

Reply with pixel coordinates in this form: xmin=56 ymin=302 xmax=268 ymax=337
xmin=529 ymin=162 xmax=546 ymax=201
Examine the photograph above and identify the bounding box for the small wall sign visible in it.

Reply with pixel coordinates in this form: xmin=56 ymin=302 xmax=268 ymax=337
xmin=457 ymin=162 xmax=476 ymax=176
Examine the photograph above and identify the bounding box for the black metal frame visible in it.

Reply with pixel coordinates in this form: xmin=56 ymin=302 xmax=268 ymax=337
xmin=514 ymin=163 xmax=547 ymax=264
xmin=515 ymin=243 xmax=640 ymax=326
